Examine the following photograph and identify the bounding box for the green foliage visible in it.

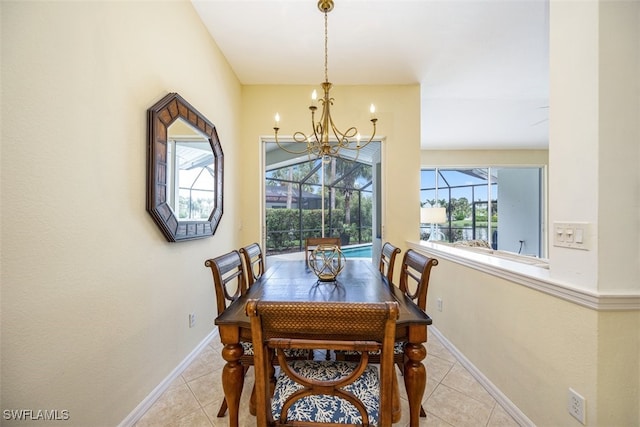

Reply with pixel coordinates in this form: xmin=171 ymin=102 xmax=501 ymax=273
xmin=265 ymin=157 xmax=374 ymax=253
xmin=178 ymin=196 xmax=213 ymax=220
xmin=266 ymin=207 xmax=373 ymax=252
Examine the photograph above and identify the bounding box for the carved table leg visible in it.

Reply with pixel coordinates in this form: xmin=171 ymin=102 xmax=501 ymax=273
xmin=221 ymin=343 xmax=244 ymax=427
xmin=404 ymin=343 xmax=427 ymax=427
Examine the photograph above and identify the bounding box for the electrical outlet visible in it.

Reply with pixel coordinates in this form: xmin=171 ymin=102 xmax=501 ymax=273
xmin=437 ymin=298 xmax=443 ymax=312
xmin=568 ymin=388 xmax=586 ymax=424
xmin=188 ymin=313 xmax=196 ymax=328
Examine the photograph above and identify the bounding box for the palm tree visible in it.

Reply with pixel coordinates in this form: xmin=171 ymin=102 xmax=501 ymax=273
xmin=326 ymin=158 xmax=372 ymax=227
xmin=266 ymin=159 xmax=321 ymax=208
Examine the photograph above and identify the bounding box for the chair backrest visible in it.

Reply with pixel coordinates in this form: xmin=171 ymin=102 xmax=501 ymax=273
xmin=305 ymin=237 xmax=341 ymax=264
xmin=399 ymin=249 xmax=438 ymax=310
xmin=239 ymin=242 xmax=265 ymax=286
xmin=378 ymin=242 xmax=401 ymax=283
xmin=246 ymin=299 xmax=398 ymax=427
xmin=204 ymin=250 xmax=247 ymax=316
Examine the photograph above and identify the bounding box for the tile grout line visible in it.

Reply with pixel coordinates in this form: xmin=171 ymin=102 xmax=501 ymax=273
xmin=181 ymin=373 xmax=215 ymax=427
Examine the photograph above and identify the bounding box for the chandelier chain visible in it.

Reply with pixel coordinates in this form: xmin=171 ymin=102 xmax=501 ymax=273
xmin=272 ymin=0 xmax=378 ymax=161
xmin=324 ymin=10 xmax=328 ymax=83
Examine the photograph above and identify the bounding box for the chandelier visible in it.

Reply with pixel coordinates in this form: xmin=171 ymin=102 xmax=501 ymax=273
xmin=273 ymin=0 xmax=378 ymax=163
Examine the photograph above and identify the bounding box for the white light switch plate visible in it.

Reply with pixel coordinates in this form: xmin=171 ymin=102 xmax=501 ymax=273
xmin=553 ymin=222 xmax=590 ymax=250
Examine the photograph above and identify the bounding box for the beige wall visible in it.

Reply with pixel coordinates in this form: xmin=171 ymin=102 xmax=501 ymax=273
xmin=424 ymin=255 xmax=598 ymax=425
xmin=2 ymin=0 xmax=638 ymax=426
xmin=1 ymin=1 xmax=420 ymax=423
xmin=418 ymin=1 xmax=640 ymax=425
xmin=421 ymin=251 xmax=640 ymax=426
xmin=421 ymin=149 xmax=548 ymax=167
xmin=240 ymin=84 xmax=421 ymax=269
xmin=1 ymin=1 xmax=242 ymax=425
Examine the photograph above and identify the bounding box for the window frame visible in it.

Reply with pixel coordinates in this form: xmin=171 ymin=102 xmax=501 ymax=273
xmin=420 ymin=166 xmax=547 ymax=259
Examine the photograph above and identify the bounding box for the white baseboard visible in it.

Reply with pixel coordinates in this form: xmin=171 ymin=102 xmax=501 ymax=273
xmin=429 ymin=326 xmax=535 ymax=427
xmin=120 ymin=326 xmax=531 ymax=426
xmin=118 ymin=329 xmax=219 ymax=427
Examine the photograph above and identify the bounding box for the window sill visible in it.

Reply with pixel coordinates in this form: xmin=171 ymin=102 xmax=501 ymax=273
xmin=435 ymin=241 xmax=549 ymax=269
xmin=407 ymin=240 xmax=640 ymax=311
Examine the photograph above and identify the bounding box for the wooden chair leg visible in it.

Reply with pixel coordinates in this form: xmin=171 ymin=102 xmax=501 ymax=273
xmin=392 ymin=369 xmax=401 ymax=423
xmin=249 ymin=383 xmax=257 ymax=416
xmin=216 ymin=398 xmax=228 ymax=417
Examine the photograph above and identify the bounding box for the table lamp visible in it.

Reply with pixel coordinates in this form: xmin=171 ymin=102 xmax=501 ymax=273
xmin=421 ymin=207 xmax=447 ymax=241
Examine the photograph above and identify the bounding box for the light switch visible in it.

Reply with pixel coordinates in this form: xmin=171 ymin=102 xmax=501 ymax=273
xmin=553 ymin=222 xmax=590 ymax=250
xmin=565 ymin=228 xmax=574 ymax=243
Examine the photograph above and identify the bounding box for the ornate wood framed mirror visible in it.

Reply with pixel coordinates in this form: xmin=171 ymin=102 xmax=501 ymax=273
xmin=147 ymin=93 xmax=224 ymax=242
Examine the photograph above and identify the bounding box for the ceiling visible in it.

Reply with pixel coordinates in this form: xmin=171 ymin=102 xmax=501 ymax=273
xmin=191 ymin=0 xmax=549 ymax=151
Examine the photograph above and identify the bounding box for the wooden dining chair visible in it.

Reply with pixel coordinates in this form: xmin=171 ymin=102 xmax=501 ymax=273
xmin=206 ymin=249 xmax=310 ymax=417
xmin=399 ymin=249 xmax=438 ymax=313
xmin=305 ymin=236 xmax=341 ymax=265
xmin=378 ymin=242 xmax=401 ymax=283
xmin=246 ymin=299 xmax=399 ymax=427
xmin=239 ymin=242 xmax=265 ymax=286
xmin=396 ymin=249 xmax=438 ymax=417
xmin=341 ymin=249 xmax=438 ymax=418
xmin=205 ymin=250 xmax=251 ymax=417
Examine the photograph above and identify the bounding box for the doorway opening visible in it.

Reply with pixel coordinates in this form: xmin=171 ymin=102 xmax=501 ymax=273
xmin=261 ymin=140 xmax=382 ymax=261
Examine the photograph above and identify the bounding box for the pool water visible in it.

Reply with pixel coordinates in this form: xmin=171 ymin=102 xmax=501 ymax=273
xmin=341 ymin=245 xmax=373 ymax=258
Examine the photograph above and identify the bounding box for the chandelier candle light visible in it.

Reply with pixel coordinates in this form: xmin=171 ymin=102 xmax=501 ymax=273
xmin=273 ymin=0 xmax=378 ymax=163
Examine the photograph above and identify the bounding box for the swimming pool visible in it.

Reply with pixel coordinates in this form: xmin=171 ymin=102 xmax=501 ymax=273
xmin=341 ymin=245 xmax=372 ymax=258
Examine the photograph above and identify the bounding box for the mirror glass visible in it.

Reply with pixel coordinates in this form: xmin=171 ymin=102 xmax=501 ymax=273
xmin=147 ymin=93 xmax=224 ymax=242
xmin=167 ymin=118 xmax=216 ymax=221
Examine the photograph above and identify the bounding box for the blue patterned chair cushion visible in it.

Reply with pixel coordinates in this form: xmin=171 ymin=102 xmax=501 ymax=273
xmin=241 ymin=341 xmax=308 ymax=358
xmin=272 ymin=360 xmax=380 ymax=425
xmin=340 ymin=340 xmax=405 ymax=356
xmin=240 ymin=341 xmax=254 ymax=355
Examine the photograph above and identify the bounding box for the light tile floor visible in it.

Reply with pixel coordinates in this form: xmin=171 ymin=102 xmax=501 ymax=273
xmin=134 ymin=331 xmax=520 ymax=427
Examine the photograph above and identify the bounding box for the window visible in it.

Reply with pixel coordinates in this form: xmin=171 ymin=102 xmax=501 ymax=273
xmin=420 ymin=167 xmax=546 ymax=258
xmin=265 ymin=156 xmax=373 ymax=255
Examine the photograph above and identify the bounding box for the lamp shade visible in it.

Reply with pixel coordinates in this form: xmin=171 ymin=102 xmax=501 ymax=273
xmin=421 ymin=207 xmax=447 ymax=224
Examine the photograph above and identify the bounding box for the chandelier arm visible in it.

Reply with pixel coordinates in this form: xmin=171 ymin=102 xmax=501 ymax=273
xmin=330 ymin=119 xmax=378 ymax=152
xmin=326 ymin=107 xmax=357 ymax=146
xmin=336 ymin=127 xmax=358 ymax=148
xmin=309 ymin=106 xmax=320 ymax=145
xmin=271 ymin=0 xmax=380 ymax=162
xmin=273 ymin=129 xmax=317 ymax=155
xmin=312 ymin=106 xmax=324 ymax=147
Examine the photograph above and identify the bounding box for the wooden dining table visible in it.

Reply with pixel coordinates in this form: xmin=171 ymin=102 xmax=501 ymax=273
xmin=214 ymin=258 xmax=432 ymax=427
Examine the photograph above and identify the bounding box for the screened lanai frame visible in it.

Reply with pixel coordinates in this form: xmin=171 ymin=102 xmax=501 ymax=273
xmin=421 ymin=166 xmax=546 ymax=257
xmin=265 ymin=156 xmax=374 ymax=255
xmin=420 ymin=168 xmax=498 ymax=245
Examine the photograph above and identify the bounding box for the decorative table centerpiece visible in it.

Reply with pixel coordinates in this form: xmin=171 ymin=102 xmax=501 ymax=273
xmin=308 ymin=244 xmax=346 ymax=282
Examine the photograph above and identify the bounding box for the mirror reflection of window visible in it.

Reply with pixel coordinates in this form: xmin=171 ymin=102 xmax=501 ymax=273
xmin=167 ymin=118 xmax=215 ymax=221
